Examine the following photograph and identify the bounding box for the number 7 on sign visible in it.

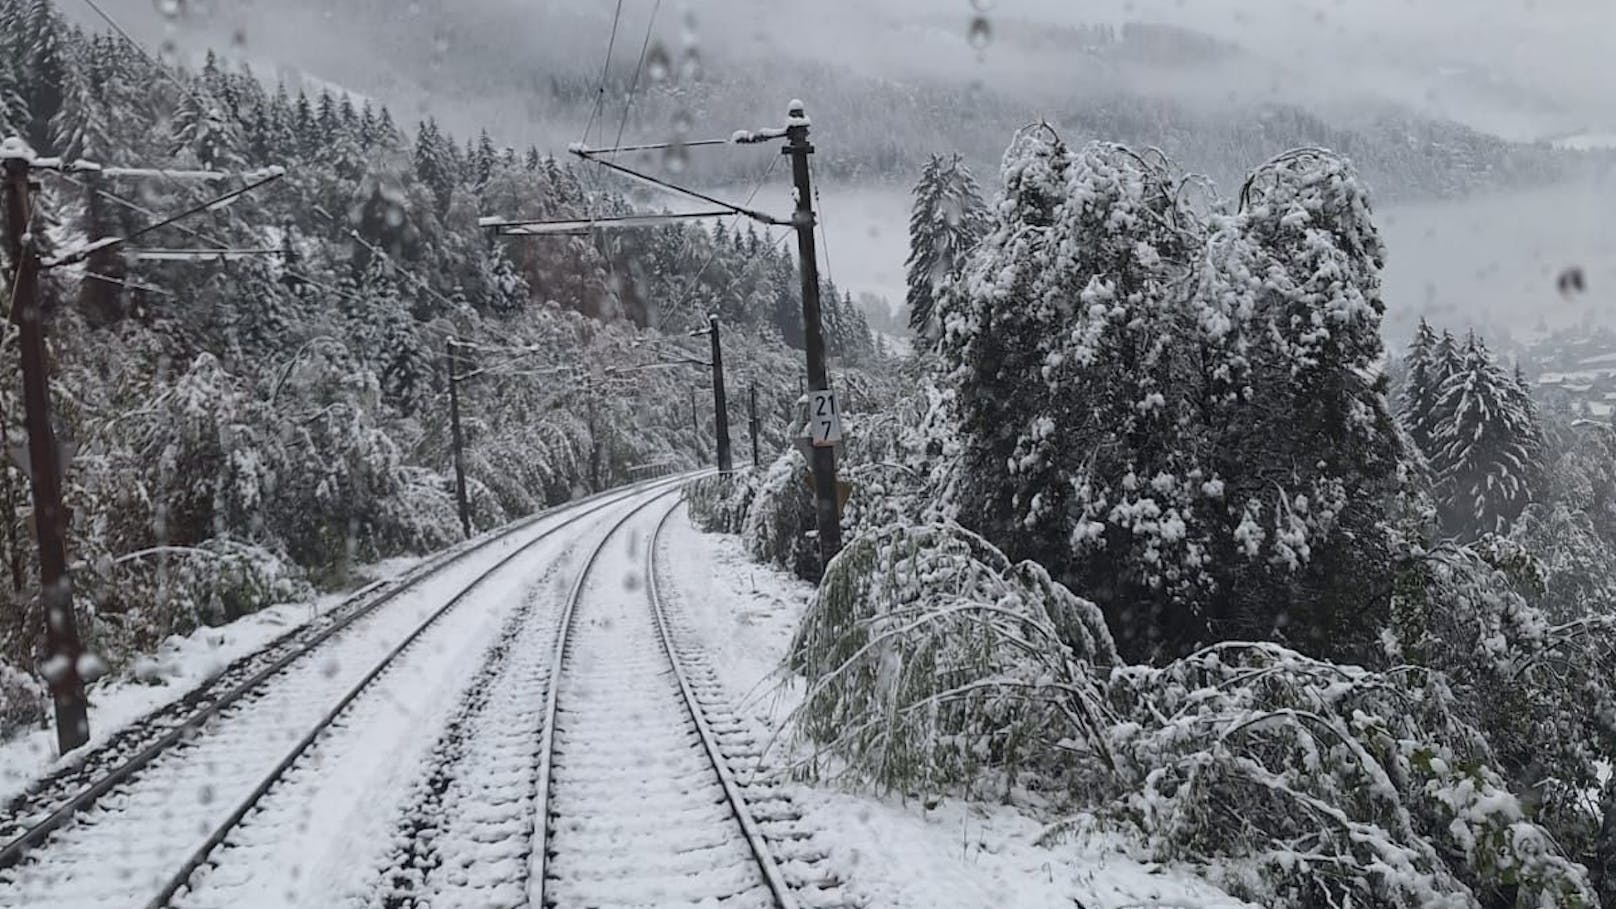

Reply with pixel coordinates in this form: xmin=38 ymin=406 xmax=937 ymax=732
xmin=809 ymin=390 xmax=843 ymax=446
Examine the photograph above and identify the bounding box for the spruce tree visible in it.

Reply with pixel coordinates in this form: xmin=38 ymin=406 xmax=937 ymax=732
xmin=1399 ymin=318 xmax=1443 ymax=458
xmin=20 ymin=0 xmax=65 ymax=153
xmin=414 ymin=118 xmax=455 ymax=213
xmin=905 ymin=153 xmax=988 ymax=340
xmin=1431 ymin=335 xmax=1543 ymax=540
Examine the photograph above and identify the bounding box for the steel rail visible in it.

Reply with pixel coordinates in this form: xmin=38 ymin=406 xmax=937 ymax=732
xmin=0 ymin=474 xmax=688 ymax=872
xmin=644 ymin=497 xmax=800 ymax=909
xmin=142 ymin=477 xmax=692 ymax=908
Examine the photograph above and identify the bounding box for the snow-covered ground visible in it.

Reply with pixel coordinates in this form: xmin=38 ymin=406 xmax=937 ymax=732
xmin=0 ymin=557 xmax=421 ymax=805
xmin=656 ymin=506 xmax=1255 ymax=909
xmin=6 ymin=488 xmax=1254 ymax=907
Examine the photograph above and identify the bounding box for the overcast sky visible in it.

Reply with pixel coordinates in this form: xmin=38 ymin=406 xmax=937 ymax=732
xmin=72 ymin=0 xmax=1616 ymax=142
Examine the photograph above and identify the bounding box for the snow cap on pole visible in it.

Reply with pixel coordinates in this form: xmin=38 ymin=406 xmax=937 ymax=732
xmin=0 ymin=136 xmax=36 ymax=163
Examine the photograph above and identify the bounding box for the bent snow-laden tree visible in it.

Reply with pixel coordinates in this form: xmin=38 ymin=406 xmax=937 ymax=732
xmin=938 ymin=134 xmax=1403 ymax=663
xmin=1195 ymin=148 xmax=1405 ymax=661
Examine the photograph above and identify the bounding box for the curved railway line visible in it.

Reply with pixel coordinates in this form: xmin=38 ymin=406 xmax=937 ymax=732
xmin=0 ymin=477 xmax=680 ymax=872
xmin=0 ymin=475 xmax=843 ymax=909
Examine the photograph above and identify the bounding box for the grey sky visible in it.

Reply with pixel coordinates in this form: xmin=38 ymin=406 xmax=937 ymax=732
xmin=70 ymin=0 xmax=1616 ymax=142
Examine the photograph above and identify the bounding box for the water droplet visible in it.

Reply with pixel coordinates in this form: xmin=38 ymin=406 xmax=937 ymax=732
xmin=679 ymin=46 xmax=702 ymax=82
xmin=646 ymin=42 xmax=672 ymax=83
xmin=967 ymin=16 xmax=992 ymax=50
xmin=664 ymin=143 xmax=688 ymax=173
xmin=77 ymin=652 xmax=108 ymax=683
xmin=320 ymin=655 xmax=340 ymax=678
xmin=231 ymin=27 xmax=247 ymax=49
xmin=154 ymin=0 xmax=182 ymax=18
xmin=1557 ymin=266 xmax=1587 ymax=298
xmin=198 ymin=783 xmax=215 ymax=805
xmin=970 ymin=0 xmax=996 ymax=10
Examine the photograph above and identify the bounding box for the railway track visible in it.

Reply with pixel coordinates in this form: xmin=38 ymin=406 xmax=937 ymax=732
xmin=534 ymin=491 xmax=800 ymax=908
xmin=365 ymin=489 xmax=843 ymax=909
xmin=0 ymin=476 xmax=691 ymax=908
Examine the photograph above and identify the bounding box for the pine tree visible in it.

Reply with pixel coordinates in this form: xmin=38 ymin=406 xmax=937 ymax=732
xmin=905 ymin=152 xmax=988 ymax=340
xmin=315 ymin=90 xmax=338 ymax=137
xmin=357 ymin=100 xmax=378 ymax=149
xmin=1398 ymin=318 xmax=1443 ymax=458
xmin=1431 ymin=335 xmax=1544 ymax=540
xmin=291 ymin=90 xmax=315 ymax=157
xmin=471 ymin=129 xmax=497 ymax=187
xmin=19 ymin=0 xmax=66 ymax=153
xmin=171 ymin=89 xmax=241 ymax=168
xmin=414 ymin=118 xmax=455 ymax=213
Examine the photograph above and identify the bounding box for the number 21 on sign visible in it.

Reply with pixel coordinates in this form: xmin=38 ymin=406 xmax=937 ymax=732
xmin=809 ymin=390 xmax=843 ymax=446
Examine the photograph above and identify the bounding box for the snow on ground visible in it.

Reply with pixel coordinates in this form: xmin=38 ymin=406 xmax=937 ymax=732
xmin=657 ymin=504 xmax=1256 ymax=909
xmin=0 ymin=556 xmax=422 ymax=805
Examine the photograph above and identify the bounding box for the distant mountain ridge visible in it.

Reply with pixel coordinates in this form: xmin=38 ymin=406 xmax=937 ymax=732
xmin=84 ymin=1 xmax=1606 ymax=202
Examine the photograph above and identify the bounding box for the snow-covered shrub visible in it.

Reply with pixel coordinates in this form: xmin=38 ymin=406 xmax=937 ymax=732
xmin=1081 ymin=642 xmax=1599 ymax=908
xmin=692 ymin=470 xmax=764 ymax=535
xmin=78 ymin=539 xmax=311 ymax=666
xmin=375 ymin=467 xmax=463 ymax=556
xmin=744 ymin=450 xmax=820 ymax=581
xmin=1066 ymin=637 xmax=1596 ymax=905
xmin=1394 ymin=541 xmax=1616 ymax=886
xmin=0 ymin=662 xmax=46 ymax=742
xmin=787 ymin=521 xmax=1117 ymax=797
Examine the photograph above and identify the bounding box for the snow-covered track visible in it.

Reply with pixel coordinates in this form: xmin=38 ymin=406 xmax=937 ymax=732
xmin=533 ymin=494 xmax=801 ymax=909
xmin=0 ymin=476 xmax=692 ymax=907
xmin=363 ymin=486 xmax=686 ymax=909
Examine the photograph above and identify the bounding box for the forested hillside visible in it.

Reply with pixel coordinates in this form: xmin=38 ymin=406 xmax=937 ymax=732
xmin=0 ymin=0 xmax=885 ymax=690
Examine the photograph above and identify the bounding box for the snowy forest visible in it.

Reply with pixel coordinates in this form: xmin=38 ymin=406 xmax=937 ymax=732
xmin=0 ymin=0 xmax=886 ymax=696
xmin=693 ymin=136 xmax=1616 ymax=906
xmin=1 ymin=0 xmax=1614 ymax=906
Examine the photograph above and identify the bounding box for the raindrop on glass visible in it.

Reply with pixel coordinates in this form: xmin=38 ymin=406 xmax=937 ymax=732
xmin=679 ymin=46 xmax=702 ymax=83
xmin=77 ymin=652 xmax=108 ymax=684
xmin=646 ymin=42 xmax=672 ymax=83
xmin=665 ymin=133 xmax=690 ymax=172
xmin=154 ymin=0 xmax=182 ymax=18
xmin=967 ymin=15 xmax=992 ymax=51
xmin=1557 ymin=266 xmax=1587 ymax=298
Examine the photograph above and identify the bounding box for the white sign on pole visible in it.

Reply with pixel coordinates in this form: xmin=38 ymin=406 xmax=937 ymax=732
xmin=808 ymin=390 xmax=843 ymax=446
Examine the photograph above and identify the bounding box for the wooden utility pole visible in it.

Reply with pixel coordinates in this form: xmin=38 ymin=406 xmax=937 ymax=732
xmin=748 ymin=383 xmax=761 ymax=468
xmin=446 ymin=338 xmax=471 ymax=538
xmin=3 ymin=142 xmax=89 ymax=753
xmin=708 ymin=315 xmax=732 ymax=473
xmin=782 ymin=101 xmax=844 ymax=568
